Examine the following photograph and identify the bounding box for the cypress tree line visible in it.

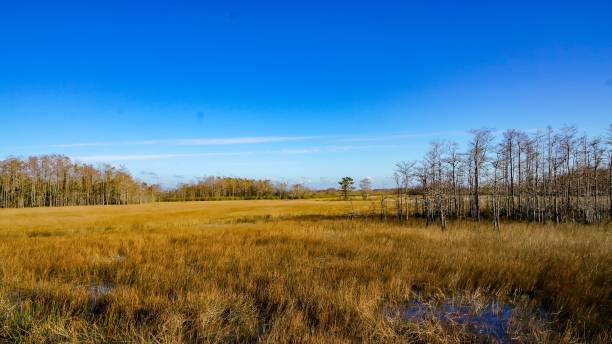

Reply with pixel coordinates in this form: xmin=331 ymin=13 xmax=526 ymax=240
xmin=393 ymin=125 xmax=612 ymax=227
xmin=0 ymin=155 xmax=310 ymax=208
xmin=162 ymin=177 xmax=309 ymax=201
xmin=0 ymin=155 xmax=159 ymax=208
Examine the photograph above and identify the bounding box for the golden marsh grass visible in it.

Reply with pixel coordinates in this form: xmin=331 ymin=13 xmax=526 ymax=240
xmin=0 ymin=200 xmax=610 ymax=343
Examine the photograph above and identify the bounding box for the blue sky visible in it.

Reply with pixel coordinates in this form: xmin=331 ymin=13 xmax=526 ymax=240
xmin=1 ymin=1 xmax=611 ymax=188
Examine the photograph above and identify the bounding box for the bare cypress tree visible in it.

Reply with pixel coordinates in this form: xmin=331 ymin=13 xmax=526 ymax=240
xmin=444 ymin=142 xmax=461 ymax=218
xmin=468 ymin=129 xmax=494 ymax=221
xmin=491 ymin=151 xmax=502 ymax=230
xmin=414 ymin=164 xmax=430 ymax=225
xmin=501 ymin=130 xmax=518 ymax=217
xmin=590 ymin=137 xmax=604 ymax=223
xmin=419 ymin=142 xmax=450 ymax=229
xmin=395 ymin=161 xmax=416 ymax=221
xmin=393 ymin=172 xmax=403 ymax=221
xmin=359 ymin=178 xmax=372 ymax=200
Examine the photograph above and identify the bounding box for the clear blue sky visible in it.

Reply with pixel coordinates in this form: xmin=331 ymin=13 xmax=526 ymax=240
xmin=1 ymin=1 xmax=611 ymax=188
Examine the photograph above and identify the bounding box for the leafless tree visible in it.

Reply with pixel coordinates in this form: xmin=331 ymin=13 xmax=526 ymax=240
xmin=359 ymin=178 xmax=372 ymax=200
xmin=395 ymin=161 xmax=416 ymax=221
xmin=468 ymin=129 xmax=494 ymax=221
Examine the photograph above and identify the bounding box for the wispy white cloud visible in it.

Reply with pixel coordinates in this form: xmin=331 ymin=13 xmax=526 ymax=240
xmin=325 ymin=144 xmax=397 ymax=152
xmin=15 ymin=129 xmax=561 ymax=153
xmin=49 ymin=140 xmax=164 ymax=148
xmin=49 ymin=136 xmax=321 ymax=148
xmin=73 ymin=144 xmax=397 ymax=162
xmin=174 ymin=136 xmax=321 ymax=145
xmin=48 ymin=132 xmax=460 ymax=149
xmin=50 ymin=142 xmax=118 ymax=148
xmin=334 ymin=131 xmax=465 ymax=143
xmin=74 ymin=152 xmax=246 ymax=162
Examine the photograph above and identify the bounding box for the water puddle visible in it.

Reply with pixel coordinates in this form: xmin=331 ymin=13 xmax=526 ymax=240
xmin=257 ymin=322 xmax=271 ymax=338
xmin=384 ymin=292 xmax=552 ymax=343
xmin=401 ymin=298 xmax=512 ymax=342
xmin=89 ymin=283 xmax=113 ymax=295
xmin=88 ymin=283 xmax=113 ymax=315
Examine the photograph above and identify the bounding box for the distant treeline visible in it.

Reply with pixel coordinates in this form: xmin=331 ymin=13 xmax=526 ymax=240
xmin=0 ymin=155 xmax=313 ymax=208
xmin=160 ymin=177 xmax=311 ymax=201
xmin=388 ymin=125 xmax=612 ymax=227
xmin=0 ymin=155 xmax=160 ymax=208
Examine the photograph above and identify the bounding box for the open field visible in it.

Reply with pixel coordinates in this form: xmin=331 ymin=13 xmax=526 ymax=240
xmin=0 ymin=200 xmax=610 ymax=343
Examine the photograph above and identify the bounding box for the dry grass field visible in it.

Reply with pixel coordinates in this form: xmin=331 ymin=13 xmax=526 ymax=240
xmin=0 ymin=200 xmax=610 ymax=343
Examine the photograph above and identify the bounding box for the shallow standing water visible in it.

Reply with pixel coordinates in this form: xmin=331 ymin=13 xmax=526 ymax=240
xmin=402 ymin=298 xmax=513 ymax=342
xmin=382 ymin=292 xmax=555 ymax=344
